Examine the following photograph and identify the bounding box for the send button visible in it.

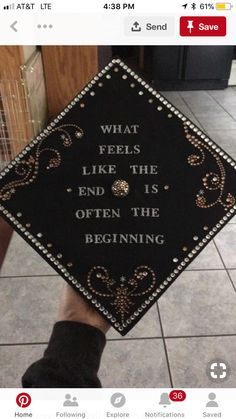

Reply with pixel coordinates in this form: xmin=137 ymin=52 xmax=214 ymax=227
xmin=146 ymin=22 xmax=168 ymax=32
xmin=125 ymin=16 xmax=175 ymax=36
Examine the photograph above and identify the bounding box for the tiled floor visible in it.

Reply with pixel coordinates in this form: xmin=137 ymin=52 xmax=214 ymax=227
xmin=0 ymin=88 xmax=236 ymax=388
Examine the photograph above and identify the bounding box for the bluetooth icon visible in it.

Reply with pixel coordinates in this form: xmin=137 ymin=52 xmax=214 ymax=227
xmin=110 ymin=393 xmax=126 ymax=408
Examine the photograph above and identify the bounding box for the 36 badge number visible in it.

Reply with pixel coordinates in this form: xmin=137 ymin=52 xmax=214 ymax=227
xmin=169 ymin=390 xmax=187 ymax=402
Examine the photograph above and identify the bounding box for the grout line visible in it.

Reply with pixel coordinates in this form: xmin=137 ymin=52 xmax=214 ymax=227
xmin=190 ymin=268 xmax=236 ymax=271
xmin=0 ymin=342 xmax=48 ymax=347
xmin=156 ymin=303 xmax=174 ymax=388
xmin=2 ymin=333 xmax=236 ymax=347
xmin=164 ymin=333 xmax=236 ymax=339
xmin=207 ymin=90 xmax=236 ymax=123
xmin=185 ymin=268 xmax=226 ymax=272
xmin=205 ymin=129 xmax=236 ymax=132
xmin=107 ymin=336 xmax=162 ymax=342
xmin=0 ymin=337 xmax=162 ymax=346
xmin=178 ymin=94 xmax=205 ymax=131
xmin=213 ymin=239 xmax=236 ymax=293
xmin=226 ymin=268 xmax=236 ymax=292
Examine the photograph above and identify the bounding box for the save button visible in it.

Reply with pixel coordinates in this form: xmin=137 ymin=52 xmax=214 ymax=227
xmin=180 ymin=16 xmax=227 ymax=36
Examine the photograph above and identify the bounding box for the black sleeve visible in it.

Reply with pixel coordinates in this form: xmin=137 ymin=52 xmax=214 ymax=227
xmin=22 ymin=321 xmax=106 ymax=388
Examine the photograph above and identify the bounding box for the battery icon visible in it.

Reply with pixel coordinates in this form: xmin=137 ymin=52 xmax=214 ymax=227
xmin=216 ymin=2 xmax=233 ymax=9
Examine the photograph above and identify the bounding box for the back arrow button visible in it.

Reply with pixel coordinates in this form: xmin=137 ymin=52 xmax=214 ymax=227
xmin=10 ymin=21 xmax=18 ymax=32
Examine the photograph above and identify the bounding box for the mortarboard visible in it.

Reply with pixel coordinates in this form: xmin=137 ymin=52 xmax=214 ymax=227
xmin=0 ymin=58 xmax=236 ymax=335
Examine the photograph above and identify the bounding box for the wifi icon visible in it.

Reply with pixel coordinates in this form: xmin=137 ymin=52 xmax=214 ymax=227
xmin=3 ymin=3 xmax=14 ymax=9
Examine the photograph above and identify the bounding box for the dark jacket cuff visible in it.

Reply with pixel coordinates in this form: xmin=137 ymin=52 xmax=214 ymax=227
xmin=22 ymin=321 xmax=106 ymax=388
xmin=45 ymin=321 xmax=106 ymax=371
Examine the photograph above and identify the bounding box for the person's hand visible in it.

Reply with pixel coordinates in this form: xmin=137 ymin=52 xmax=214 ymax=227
xmin=57 ymin=283 xmax=110 ymax=334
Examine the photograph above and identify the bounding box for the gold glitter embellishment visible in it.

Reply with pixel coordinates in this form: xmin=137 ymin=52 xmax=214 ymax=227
xmin=184 ymin=122 xmax=236 ymax=210
xmin=111 ymin=179 xmax=130 ymax=198
xmin=87 ymin=266 xmax=156 ymax=323
xmin=0 ymin=124 xmax=84 ymax=201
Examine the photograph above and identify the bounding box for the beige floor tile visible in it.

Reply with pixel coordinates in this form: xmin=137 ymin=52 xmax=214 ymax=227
xmin=159 ymin=270 xmax=236 ymax=336
xmin=214 ymin=224 xmax=236 ymax=269
xmin=0 ymin=233 xmax=56 ymax=277
xmin=99 ymin=338 xmax=170 ymax=387
xmin=0 ymin=344 xmax=46 ymax=387
xmin=166 ymin=336 xmax=236 ymax=388
xmin=0 ymin=276 xmax=63 ymax=343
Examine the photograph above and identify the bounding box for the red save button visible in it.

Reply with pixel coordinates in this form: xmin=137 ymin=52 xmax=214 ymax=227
xmin=180 ymin=16 xmax=226 ymax=36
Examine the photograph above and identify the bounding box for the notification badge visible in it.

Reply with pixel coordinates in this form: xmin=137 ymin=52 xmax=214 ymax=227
xmin=169 ymin=390 xmax=186 ymax=402
xmin=16 ymin=393 xmax=32 ymax=408
xmin=180 ymin=16 xmax=226 ymax=36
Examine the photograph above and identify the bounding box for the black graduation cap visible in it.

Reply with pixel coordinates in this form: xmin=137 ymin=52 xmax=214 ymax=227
xmin=0 ymin=58 xmax=236 ymax=335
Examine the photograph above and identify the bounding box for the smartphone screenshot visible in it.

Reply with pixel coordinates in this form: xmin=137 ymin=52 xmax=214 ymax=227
xmin=0 ymin=0 xmax=235 ymax=417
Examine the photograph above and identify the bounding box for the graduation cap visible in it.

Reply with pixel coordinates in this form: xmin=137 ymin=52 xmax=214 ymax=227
xmin=0 ymin=58 xmax=236 ymax=335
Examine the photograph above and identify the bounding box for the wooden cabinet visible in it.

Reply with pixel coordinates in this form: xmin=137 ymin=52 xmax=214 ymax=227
xmin=42 ymin=46 xmax=102 ymax=118
xmin=0 ymin=46 xmax=35 ymax=160
xmin=0 ymin=46 xmax=111 ymax=164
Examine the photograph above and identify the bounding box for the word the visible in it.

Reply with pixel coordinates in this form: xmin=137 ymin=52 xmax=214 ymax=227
xmin=131 ymin=207 xmax=160 ymax=217
xmin=130 ymin=165 xmax=158 ymax=175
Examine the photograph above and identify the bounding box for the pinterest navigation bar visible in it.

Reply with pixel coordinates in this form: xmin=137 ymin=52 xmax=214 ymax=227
xmin=0 ymin=389 xmax=235 ymax=419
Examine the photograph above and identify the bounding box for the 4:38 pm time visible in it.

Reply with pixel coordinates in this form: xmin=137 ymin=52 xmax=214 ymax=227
xmin=103 ymin=3 xmax=135 ymax=10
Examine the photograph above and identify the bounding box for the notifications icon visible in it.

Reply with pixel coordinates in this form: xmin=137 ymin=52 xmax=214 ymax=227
xmin=16 ymin=393 xmax=32 ymax=408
